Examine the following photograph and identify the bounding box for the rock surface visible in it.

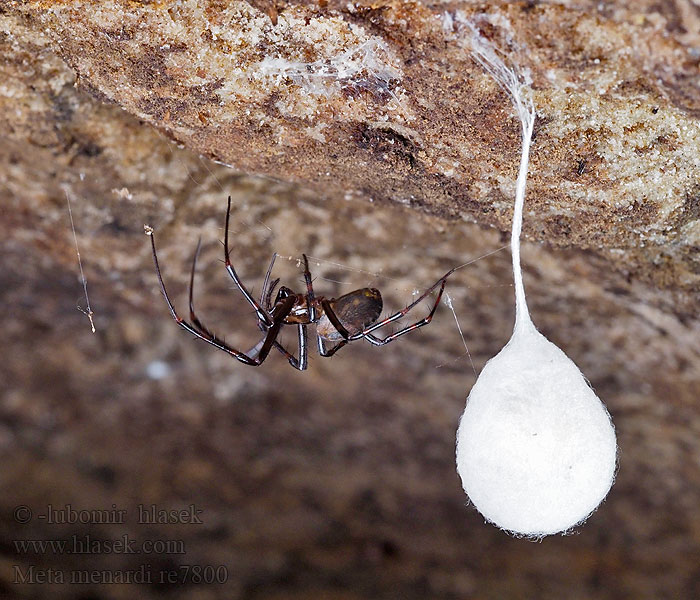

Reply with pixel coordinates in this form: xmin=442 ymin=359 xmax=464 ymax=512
xmin=1 ymin=1 xmax=699 ymax=599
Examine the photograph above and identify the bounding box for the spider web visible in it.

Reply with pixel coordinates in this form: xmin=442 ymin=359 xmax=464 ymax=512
xmin=64 ymin=187 xmax=96 ymax=334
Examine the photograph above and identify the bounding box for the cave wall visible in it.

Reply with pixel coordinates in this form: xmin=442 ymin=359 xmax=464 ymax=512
xmin=1 ymin=1 xmax=699 ymax=599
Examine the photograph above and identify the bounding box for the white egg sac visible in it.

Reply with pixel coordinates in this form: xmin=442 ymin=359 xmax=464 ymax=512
xmin=455 ymin=323 xmax=618 ymax=537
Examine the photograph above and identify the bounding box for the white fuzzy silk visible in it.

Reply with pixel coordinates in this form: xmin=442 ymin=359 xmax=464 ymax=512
xmin=456 ymin=323 xmax=617 ymax=536
xmin=455 ymin=21 xmax=618 ymax=536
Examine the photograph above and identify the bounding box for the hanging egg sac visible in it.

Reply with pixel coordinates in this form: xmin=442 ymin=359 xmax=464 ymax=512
xmin=454 ymin=21 xmax=617 ymax=537
xmin=455 ymin=321 xmax=617 ymax=537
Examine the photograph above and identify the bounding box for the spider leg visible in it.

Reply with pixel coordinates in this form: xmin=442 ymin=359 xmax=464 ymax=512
xmin=188 ymin=238 xmax=216 ymax=338
xmin=252 ymin=322 xmax=308 ymax=371
xmin=257 ymin=253 xmax=313 ymax=369
xmin=188 ymin=239 xmax=293 ymax=361
xmin=148 ymin=228 xmax=291 ymax=366
xmin=353 ymin=271 xmax=453 ymax=339
xmin=260 ymin=252 xmax=278 ymax=307
xmin=317 ymin=335 xmax=348 ymax=358
xmin=224 ymin=196 xmax=273 ymax=328
xmin=359 ymin=278 xmax=448 ymax=345
xmin=191 ymin=239 xmax=291 ymax=362
xmin=250 ymin=295 xmax=303 ymax=364
xmin=265 ymin=279 xmax=280 ymax=310
xmin=246 ymin=299 xmax=299 ymax=364
xmin=258 ymin=319 xmax=297 ymax=364
xmin=295 ymin=324 xmax=308 ymax=370
xmin=278 ymin=329 xmax=307 ymax=369
xmin=302 ymin=254 xmax=316 ymax=321
xmin=254 ymin=253 xmax=305 ymax=367
xmin=313 ymin=299 xmax=353 ymax=358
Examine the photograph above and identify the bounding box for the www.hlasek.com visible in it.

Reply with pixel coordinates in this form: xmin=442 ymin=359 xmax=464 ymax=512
xmin=14 ymin=534 xmax=185 ymax=555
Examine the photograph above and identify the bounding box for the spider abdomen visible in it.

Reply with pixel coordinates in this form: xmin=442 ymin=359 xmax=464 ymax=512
xmin=317 ymin=288 xmax=383 ymax=341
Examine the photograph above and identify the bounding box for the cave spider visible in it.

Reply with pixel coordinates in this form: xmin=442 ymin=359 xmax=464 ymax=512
xmin=145 ymin=197 xmax=456 ymax=370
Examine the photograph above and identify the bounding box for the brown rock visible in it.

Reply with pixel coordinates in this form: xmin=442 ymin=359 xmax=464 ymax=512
xmin=1 ymin=1 xmax=699 ymax=599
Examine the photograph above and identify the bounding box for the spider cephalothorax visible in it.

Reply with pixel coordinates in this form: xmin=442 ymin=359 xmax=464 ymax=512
xmin=145 ymin=197 xmax=455 ymax=370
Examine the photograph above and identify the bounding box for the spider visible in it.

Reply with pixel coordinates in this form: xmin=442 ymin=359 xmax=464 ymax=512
xmin=145 ymin=196 xmax=457 ymax=370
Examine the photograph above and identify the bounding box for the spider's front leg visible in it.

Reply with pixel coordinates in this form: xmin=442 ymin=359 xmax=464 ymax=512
xmin=263 ymin=253 xmax=316 ymax=368
xmin=252 ymin=322 xmax=309 ymax=371
xmin=146 ymin=226 xmax=293 ymax=367
xmin=223 ymin=196 xmax=273 ymax=328
xmin=256 ymin=252 xmax=309 ymax=371
xmin=301 ymin=254 xmax=316 ymax=322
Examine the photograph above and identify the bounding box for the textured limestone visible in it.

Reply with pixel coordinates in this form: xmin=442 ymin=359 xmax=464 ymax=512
xmin=1 ymin=2 xmax=700 ymax=599
xmin=11 ymin=0 xmax=700 ymax=298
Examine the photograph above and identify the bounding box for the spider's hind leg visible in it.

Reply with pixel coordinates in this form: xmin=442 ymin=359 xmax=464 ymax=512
xmin=360 ymin=277 xmax=449 ymax=345
xmin=326 ymin=271 xmax=452 ymax=352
